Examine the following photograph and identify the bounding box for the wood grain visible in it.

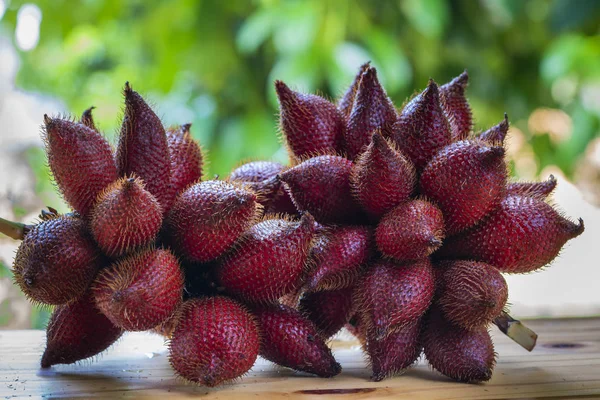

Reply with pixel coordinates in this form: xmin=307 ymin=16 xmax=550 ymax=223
xmin=1 ymin=318 xmax=599 ymax=399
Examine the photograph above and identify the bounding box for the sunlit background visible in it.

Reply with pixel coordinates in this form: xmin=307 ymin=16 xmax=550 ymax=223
xmin=0 ymin=0 xmax=599 ymax=328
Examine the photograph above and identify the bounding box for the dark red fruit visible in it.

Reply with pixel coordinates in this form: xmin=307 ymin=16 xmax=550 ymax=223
xmin=479 ymin=114 xmax=509 ymax=145
xmin=440 ymin=71 xmax=472 ymax=141
xmin=275 ymin=81 xmax=345 ymax=159
xmin=344 ymin=67 xmax=397 ymax=160
xmin=167 ymin=124 xmax=203 ymax=198
xmin=375 ymin=200 xmax=444 ymax=261
xmin=254 ymin=303 xmax=341 ymax=377
xmin=366 ymin=318 xmax=422 ymax=382
xmin=218 ymin=214 xmax=315 ymax=303
xmin=306 ymin=225 xmax=371 ymax=291
xmin=507 ymin=174 xmax=557 ymax=199
xmin=93 ymin=248 xmax=183 ymax=331
xmin=80 ymin=106 xmax=98 ymax=132
xmin=169 ymin=297 xmax=260 ymax=386
xmin=355 ymin=259 xmax=434 ymax=339
xmin=91 ymin=177 xmax=163 ymax=257
xmin=420 ymin=140 xmax=507 ymax=235
xmin=41 ymin=293 xmax=122 ymax=368
xmin=423 ymin=308 xmax=496 ymax=383
xmin=165 ymin=180 xmax=259 ymax=262
xmin=391 ymin=80 xmax=452 ymax=171
xmin=43 ymin=116 xmax=117 ymax=217
xmin=116 ymin=83 xmax=172 ymax=210
xmin=439 ymin=195 xmax=584 ymax=273
xmin=437 ymin=260 xmax=508 ymax=330
xmin=279 ymin=155 xmax=363 ymax=223
xmin=13 ymin=215 xmax=102 ymax=305
xmin=299 ymin=287 xmax=354 ymax=339
xmin=351 ymin=133 xmax=415 ymax=218
xmin=338 ymin=62 xmax=371 ymax=118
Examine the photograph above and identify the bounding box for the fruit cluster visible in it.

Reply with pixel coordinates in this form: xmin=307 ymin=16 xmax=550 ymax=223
xmin=2 ymin=64 xmax=584 ymax=387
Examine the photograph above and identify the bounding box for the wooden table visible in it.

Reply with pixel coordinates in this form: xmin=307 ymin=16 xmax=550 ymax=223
xmin=1 ymin=318 xmax=599 ymax=399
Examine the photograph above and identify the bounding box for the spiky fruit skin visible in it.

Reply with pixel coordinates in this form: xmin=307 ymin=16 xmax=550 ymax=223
xmin=440 ymin=71 xmax=471 ymax=141
xmin=13 ymin=215 xmax=102 ymax=305
xmin=307 ymin=225 xmax=372 ymax=291
xmin=423 ymin=308 xmax=496 ymax=383
xmin=254 ymin=303 xmax=342 ymax=377
xmin=41 ymin=293 xmax=123 ymax=368
xmin=344 ymin=67 xmax=397 ymax=160
xmin=93 ymin=248 xmax=183 ymax=331
xmin=391 ymin=81 xmax=452 ymax=171
xmin=279 ymin=155 xmax=362 ymax=223
xmin=169 ymin=297 xmax=260 ymax=386
xmin=507 ymin=175 xmax=557 ymax=199
xmin=355 ymin=259 xmax=434 ymax=339
xmin=338 ymin=62 xmax=370 ymax=118
xmin=116 ymin=84 xmax=172 ymax=210
xmin=165 ymin=181 xmax=259 ymax=263
xmin=43 ymin=117 xmax=117 ymax=217
xmin=366 ymin=318 xmax=422 ymax=382
xmin=90 ymin=177 xmax=163 ymax=258
xmin=167 ymin=124 xmax=203 ymax=197
xmin=437 ymin=260 xmax=508 ymax=330
xmin=375 ymin=200 xmax=444 ymax=261
xmin=479 ymin=115 xmax=509 ymax=144
xmin=351 ymin=133 xmax=415 ymax=218
xmin=440 ymin=195 xmax=585 ymax=273
xmin=420 ymin=140 xmax=507 ymax=235
xmin=298 ymin=287 xmax=354 ymax=339
xmin=218 ymin=214 xmax=315 ymax=304
xmin=275 ymin=81 xmax=345 ymax=159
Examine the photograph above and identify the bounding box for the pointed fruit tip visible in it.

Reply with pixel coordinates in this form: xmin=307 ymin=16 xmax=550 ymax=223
xmin=569 ymin=218 xmax=585 ymax=238
xmin=43 ymin=114 xmax=52 ymax=126
xmin=181 ymin=123 xmax=192 ymax=133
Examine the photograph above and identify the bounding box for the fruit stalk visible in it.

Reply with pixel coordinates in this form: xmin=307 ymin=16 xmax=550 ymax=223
xmin=494 ymin=311 xmax=538 ymax=351
xmin=0 ymin=217 xmax=30 ymax=240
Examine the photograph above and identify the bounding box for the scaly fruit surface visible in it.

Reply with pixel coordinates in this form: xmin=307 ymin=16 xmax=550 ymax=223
xmin=91 ymin=177 xmax=163 ymax=257
xmin=13 ymin=215 xmax=102 ymax=305
xmin=439 ymin=71 xmax=472 ymax=141
xmin=169 ymin=297 xmax=260 ymax=386
xmin=337 ymin=62 xmax=370 ymax=118
xmin=167 ymin=124 xmax=203 ymax=197
xmin=478 ymin=114 xmax=509 ymax=145
xmin=93 ymin=248 xmax=184 ymax=331
xmin=41 ymin=292 xmax=123 ymax=368
xmin=43 ymin=116 xmax=117 ymax=217
xmin=165 ymin=180 xmax=259 ymax=262
xmin=255 ymin=303 xmax=341 ymax=377
xmin=507 ymin=175 xmax=557 ymax=199
xmin=298 ymin=287 xmax=354 ymax=339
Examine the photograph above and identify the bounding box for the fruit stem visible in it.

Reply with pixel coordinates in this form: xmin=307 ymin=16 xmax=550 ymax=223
xmin=494 ymin=311 xmax=538 ymax=352
xmin=0 ymin=217 xmax=31 ymax=240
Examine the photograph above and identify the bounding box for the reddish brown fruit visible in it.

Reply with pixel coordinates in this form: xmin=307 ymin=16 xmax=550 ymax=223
xmin=279 ymin=155 xmax=363 ymax=223
xmin=93 ymin=248 xmax=183 ymax=331
xmin=344 ymin=67 xmax=397 ymax=160
xmin=355 ymin=259 xmax=434 ymax=339
xmin=167 ymin=124 xmax=203 ymax=197
xmin=307 ymin=225 xmax=371 ymax=291
xmin=13 ymin=215 xmax=102 ymax=305
xmin=165 ymin=180 xmax=259 ymax=262
xmin=438 ymin=195 xmax=584 ymax=273
xmin=116 ymin=83 xmax=172 ymax=210
xmin=366 ymin=318 xmax=422 ymax=382
xmin=254 ymin=303 xmax=341 ymax=377
xmin=376 ymin=200 xmax=444 ymax=261
xmin=338 ymin=62 xmax=371 ymax=118
xmin=437 ymin=260 xmax=508 ymax=330
xmin=479 ymin=114 xmax=509 ymax=145
xmin=507 ymin=174 xmax=557 ymax=199
xmin=440 ymin=71 xmax=472 ymax=141
xmin=91 ymin=177 xmax=163 ymax=257
xmin=169 ymin=297 xmax=260 ymax=386
xmin=275 ymin=81 xmax=345 ymax=159
xmin=350 ymin=133 xmax=416 ymax=218
xmin=43 ymin=116 xmax=117 ymax=217
xmin=391 ymin=80 xmax=452 ymax=171
xmin=423 ymin=308 xmax=496 ymax=383
xmin=420 ymin=140 xmax=507 ymax=235
xmin=80 ymin=106 xmax=98 ymax=132
xmin=298 ymin=287 xmax=354 ymax=339
xmin=41 ymin=293 xmax=123 ymax=368
xmin=218 ymin=214 xmax=315 ymax=303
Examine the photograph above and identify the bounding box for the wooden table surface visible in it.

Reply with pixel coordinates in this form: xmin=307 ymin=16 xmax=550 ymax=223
xmin=1 ymin=318 xmax=599 ymax=399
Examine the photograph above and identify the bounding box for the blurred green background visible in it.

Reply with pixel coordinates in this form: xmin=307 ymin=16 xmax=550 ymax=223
xmin=0 ymin=0 xmax=599 ymax=328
